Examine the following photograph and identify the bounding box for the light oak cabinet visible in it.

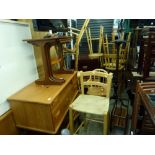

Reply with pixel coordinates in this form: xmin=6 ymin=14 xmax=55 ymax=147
xmin=8 ymin=72 xmax=78 ymax=134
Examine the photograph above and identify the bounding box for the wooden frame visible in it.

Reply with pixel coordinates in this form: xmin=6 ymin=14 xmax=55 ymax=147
xmin=86 ymin=25 xmax=104 ymax=60
xmin=69 ymin=69 xmax=113 ymax=135
xmin=63 ymin=19 xmax=90 ymax=71
xmin=131 ymin=81 xmax=155 ymax=134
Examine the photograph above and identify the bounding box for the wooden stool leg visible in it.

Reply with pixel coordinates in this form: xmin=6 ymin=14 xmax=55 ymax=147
xmin=69 ymin=108 xmax=74 ymax=134
xmin=104 ymin=113 xmax=109 ymax=135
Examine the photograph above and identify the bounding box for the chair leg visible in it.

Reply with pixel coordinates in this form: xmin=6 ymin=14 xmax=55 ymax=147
xmin=103 ymin=112 xmax=109 ymax=135
xmin=69 ymin=108 xmax=74 ymax=134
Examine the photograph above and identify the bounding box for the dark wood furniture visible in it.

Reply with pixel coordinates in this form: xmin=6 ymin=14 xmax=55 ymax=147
xmin=24 ymin=36 xmax=72 ymax=85
xmin=8 ymin=72 xmax=78 ymax=134
xmin=137 ymin=27 xmax=155 ymax=80
xmin=72 ymin=53 xmax=100 ymax=71
xmin=131 ymin=82 xmax=155 ymax=134
xmin=129 ymin=27 xmax=142 ymax=69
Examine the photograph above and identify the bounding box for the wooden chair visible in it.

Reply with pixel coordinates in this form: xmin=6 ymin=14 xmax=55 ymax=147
xmin=86 ymin=25 xmax=103 ymax=60
xmin=103 ymin=32 xmax=131 ymax=70
xmin=119 ymin=32 xmax=131 ymax=65
xmin=102 ymin=34 xmax=125 ymax=71
xmin=111 ymin=30 xmax=124 ymax=54
xmin=63 ymin=19 xmax=90 ymax=71
xmin=102 ymin=33 xmax=126 ymax=96
xmin=69 ymin=69 xmax=113 ymax=134
xmin=111 ymin=31 xmax=116 ymax=54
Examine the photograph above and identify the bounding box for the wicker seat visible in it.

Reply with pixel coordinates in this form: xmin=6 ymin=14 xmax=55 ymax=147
xmin=69 ymin=69 xmax=113 ymax=134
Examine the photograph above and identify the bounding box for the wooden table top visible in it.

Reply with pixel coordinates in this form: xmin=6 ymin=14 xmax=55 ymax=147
xmin=23 ymin=36 xmax=71 ymax=44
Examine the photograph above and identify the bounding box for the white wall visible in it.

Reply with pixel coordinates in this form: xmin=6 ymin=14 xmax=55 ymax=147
xmin=0 ymin=20 xmax=38 ymax=116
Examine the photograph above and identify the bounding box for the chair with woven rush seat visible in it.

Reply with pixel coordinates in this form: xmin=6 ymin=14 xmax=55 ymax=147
xmin=69 ymin=69 xmax=113 ymax=134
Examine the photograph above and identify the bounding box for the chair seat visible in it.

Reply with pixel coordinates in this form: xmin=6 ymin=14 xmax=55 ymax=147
xmin=70 ymin=94 xmax=109 ymax=115
xmin=105 ymin=63 xmax=124 ymax=71
xmin=88 ymin=53 xmax=103 ymax=59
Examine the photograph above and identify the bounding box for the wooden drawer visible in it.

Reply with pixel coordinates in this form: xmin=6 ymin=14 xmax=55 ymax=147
xmin=52 ymin=80 xmax=75 ymax=132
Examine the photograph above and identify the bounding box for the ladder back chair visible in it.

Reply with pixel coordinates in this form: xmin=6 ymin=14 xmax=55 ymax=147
xmin=102 ymin=33 xmax=126 ymax=96
xmin=69 ymin=69 xmax=113 ymax=134
xmin=119 ymin=32 xmax=131 ymax=65
xmin=111 ymin=31 xmax=125 ymax=53
xmin=102 ymin=34 xmax=125 ymax=71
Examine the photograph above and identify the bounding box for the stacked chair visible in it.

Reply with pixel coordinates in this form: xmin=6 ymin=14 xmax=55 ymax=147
xmin=63 ymin=19 xmax=90 ymax=71
xmin=86 ymin=25 xmax=104 ymax=62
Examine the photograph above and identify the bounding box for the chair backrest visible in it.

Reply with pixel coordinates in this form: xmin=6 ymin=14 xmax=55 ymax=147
xmin=79 ymin=70 xmax=113 ymax=97
xmin=65 ymin=19 xmax=90 ymax=71
xmin=103 ymin=34 xmax=114 ymax=68
xmin=111 ymin=31 xmax=124 ymax=54
xmin=69 ymin=19 xmax=90 ymax=52
xmin=119 ymin=32 xmax=131 ymax=63
xmin=86 ymin=27 xmax=93 ymax=54
xmin=112 ymin=31 xmax=116 ymax=54
xmin=124 ymin=32 xmax=131 ymax=54
xmin=102 ymin=32 xmax=126 ymax=71
xmin=76 ymin=19 xmax=90 ymax=46
xmin=102 ymin=54 xmax=125 ymax=71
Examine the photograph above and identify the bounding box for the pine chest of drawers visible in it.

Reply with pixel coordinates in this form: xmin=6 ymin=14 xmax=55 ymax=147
xmin=8 ymin=72 xmax=78 ymax=134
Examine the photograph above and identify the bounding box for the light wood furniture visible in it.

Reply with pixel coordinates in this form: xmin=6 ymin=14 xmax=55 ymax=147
xmin=102 ymin=32 xmax=131 ymax=70
xmin=8 ymin=72 xmax=78 ymax=134
xmin=24 ymin=36 xmax=72 ymax=85
xmin=86 ymin=25 xmax=103 ymax=60
xmin=116 ymin=32 xmax=131 ymax=65
xmin=63 ymin=19 xmax=90 ymax=71
xmin=69 ymin=69 xmax=113 ymax=135
xmin=102 ymin=34 xmax=125 ymax=71
xmin=0 ymin=110 xmax=18 ymax=135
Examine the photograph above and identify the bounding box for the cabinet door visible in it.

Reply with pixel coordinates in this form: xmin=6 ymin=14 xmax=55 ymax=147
xmin=10 ymin=100 xmax=54 ymax=133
